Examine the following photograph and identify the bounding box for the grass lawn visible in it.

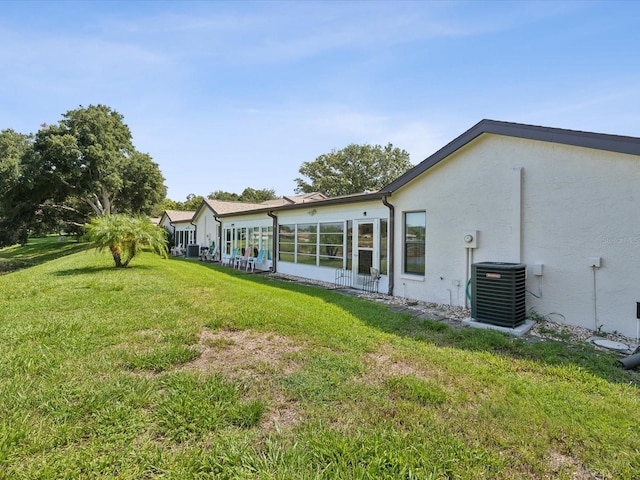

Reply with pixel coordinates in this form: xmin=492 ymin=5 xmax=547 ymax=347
xmin=0 ymin=238 xmax=639 ymax=479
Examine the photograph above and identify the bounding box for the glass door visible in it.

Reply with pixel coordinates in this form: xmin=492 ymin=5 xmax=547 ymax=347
xmin=353 ymin=220 xmax=376 ymax=287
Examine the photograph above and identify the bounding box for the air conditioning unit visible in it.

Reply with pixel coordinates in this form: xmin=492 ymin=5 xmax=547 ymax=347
xmin=186 ymin=244 xmax=200 ymax=258
xmin=471 ymin=262 xmax=526 ymax=328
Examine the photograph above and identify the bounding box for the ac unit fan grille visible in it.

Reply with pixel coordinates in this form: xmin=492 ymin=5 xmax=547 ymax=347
xmin=471 ymin=262 xmax=526 ymax=327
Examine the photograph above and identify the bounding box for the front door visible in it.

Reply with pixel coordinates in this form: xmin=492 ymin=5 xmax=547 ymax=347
xmin=353 ymin=220 xmax=376 ymax=287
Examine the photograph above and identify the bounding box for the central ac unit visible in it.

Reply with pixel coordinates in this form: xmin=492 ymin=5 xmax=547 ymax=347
xmin=471 ymin=262 xmax=526 ymax=328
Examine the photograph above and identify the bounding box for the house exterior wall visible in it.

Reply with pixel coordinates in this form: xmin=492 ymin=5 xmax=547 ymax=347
xmin=275 ymin=200 xmax=390 ymax=292
xmin=193 ymin=208 xmax=219 ymax=249
xmin=390 ymin=133 xmax=640 ymax=338
xmin=159 ymin=216 xmax=172 ymax=231
xmin=172 ymin=221 xmax=196 ymax=247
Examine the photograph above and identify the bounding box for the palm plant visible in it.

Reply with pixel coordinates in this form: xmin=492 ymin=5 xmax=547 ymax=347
xmin=85 ymin=214 xmax=168 ymax=267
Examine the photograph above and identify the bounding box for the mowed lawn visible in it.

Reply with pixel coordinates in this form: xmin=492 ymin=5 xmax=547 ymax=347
xmin=1 ymin=239 xmax=639 ymax=479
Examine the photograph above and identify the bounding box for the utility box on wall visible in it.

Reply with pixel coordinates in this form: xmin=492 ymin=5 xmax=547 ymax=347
xmin=472 ymin=262 xmax=526 ymax=328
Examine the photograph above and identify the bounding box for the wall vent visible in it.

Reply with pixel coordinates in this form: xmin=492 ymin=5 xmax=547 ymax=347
xmin=471 ymin=262 xmax=526 ymax=327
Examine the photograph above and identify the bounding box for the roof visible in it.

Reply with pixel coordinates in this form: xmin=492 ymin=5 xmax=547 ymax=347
xmin=194 ymin=193 xmax=330 ymax=218
xmin=383 ymin=119 xmax=640 ymax=193
xmin=163 ymin=210 xmax=195 ymax=223
xmin=260 ymin=192 xmax=328 ymax=207
xmin=193 ymin=198 xmax=267 ymax=220
xmin=216 ymin=190 xmax=385 ymax=218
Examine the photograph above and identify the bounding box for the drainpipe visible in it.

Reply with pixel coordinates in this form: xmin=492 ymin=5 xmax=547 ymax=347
xmin=190 ymin=220 xmax=197 ymax=247
xmin=168 ymin=221 xmax=177 ymax=247
xmin=267 ymin=210 xmax=278 ymax=272
xmin=214 ymin=215 xmax=222 ymax=262
xmin=512 ymin=167 xmax=523 ymax=262
xmin=382 ymin=195 xmax=394 ymax=296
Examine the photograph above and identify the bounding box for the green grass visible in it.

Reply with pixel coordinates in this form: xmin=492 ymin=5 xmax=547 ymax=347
xmin=0 ymin=236 xmax=89 ymax=273
xmin=0 ymin=238 xmax=639 ymax=479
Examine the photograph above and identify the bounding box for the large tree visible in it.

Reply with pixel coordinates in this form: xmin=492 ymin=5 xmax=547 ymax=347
xmin=33 ymin=105 xmax=166 ymax=226
xmin=294 ymin=143 xmax=412 ymax=197
xmin=0 ymin=130 xmax=40 ymax=245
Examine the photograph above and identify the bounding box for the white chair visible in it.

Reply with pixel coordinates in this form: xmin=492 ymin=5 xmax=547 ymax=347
xmin=246 ymin=249 xmax=266 ymax=272
xmin=205 ymin=243 xmax=219 ymax=262
xmin=222 ymin=247 xmax=238 ymax=267
xmin=234 ymin=247 xmax=251 ymax=270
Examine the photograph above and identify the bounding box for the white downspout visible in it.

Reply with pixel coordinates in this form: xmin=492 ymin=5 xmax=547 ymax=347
xmin=512 ymin=167 xmax=523 ymax=263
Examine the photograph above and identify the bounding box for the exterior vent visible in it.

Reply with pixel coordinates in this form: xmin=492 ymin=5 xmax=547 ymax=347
xmin=471 ymin=262 xmax=526 ymax=327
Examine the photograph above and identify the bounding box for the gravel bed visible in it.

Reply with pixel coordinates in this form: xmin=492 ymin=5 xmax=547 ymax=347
xmin=268 ymin=273 xmax=639 ymax=353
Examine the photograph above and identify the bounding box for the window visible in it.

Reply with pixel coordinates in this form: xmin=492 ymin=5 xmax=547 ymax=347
xmin=404 ymin=212 xmax=425 ymax=275
xmin=224 ymin=228 xmax=232 ymax=255
xmin=379 ymin=219 xmax=388 ymax=275
xmin=261 ymin=226 xmax=273 ymax=260
xmin=249 ymin=227 xmax=260 ymax=257
xmin=279 ymin=224 xmax=295 ymax=263
xmin=346 ymin=220 xmax=353 ymax=270
xmin=296 ymin=223 xmax=317 ymax=265
xmin=319 ymin=222 xmax=344 ymax=268
xmin=236 ymin=227 xmax=247 ymax=254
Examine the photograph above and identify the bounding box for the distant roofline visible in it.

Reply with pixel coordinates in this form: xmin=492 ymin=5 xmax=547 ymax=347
xmin=216 ymin=191 xmax=385 ymax=218
xmin=161 ymin=210 xmax=196 ymax=223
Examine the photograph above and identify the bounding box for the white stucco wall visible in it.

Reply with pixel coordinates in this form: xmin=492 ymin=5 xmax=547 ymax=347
xmin=193 ymin=208 xmax=219 ymax=248
xmin=391 ymin=134 xmax=640 ymax=338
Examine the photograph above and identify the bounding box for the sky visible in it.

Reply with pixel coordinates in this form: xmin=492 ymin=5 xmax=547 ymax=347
xmin=1 ymin=1 xmax=639 ymax=201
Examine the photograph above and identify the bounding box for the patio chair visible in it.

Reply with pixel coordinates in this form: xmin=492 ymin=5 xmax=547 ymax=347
xmin=234 ymin=247 xmax=251 ymax=270
xmin=246 ymin=249 xmax=266 ymax=272
xmin=170 ymin=243 xmax=183 ymax=256
xmin=205 ymin=243 xmax=219 ymax=262
xmin=222 ymin=247 xmax=238 ymax=267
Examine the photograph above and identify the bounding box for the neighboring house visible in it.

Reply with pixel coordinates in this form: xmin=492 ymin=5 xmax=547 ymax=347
xmin=191 ymin=199 xmax=265 ymax=262
xmin=219 ymin=192 xmax=390 ymax=290
xmin=191 ymin=193 xmax=328 ymax=265
xmin=216 ymin=120 xmax=640 ymax=339
xmin=158 ymin=210 xmax=196 ymax=250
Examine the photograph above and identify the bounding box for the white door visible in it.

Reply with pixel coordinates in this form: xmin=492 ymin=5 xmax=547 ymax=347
xmin=353 ymin=220 xmax=377 ymax=287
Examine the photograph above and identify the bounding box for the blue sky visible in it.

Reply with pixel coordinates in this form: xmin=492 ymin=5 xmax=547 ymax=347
xmin=1 ymin=1 xmax=639 ymax=201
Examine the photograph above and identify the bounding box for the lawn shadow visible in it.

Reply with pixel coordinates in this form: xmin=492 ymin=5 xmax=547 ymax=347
xmin=0 ymin=238 xmax=92 ymax=274
xmin=53 ymin=264 xmax=154 ymax=276
xmin=196 ymin=260 xmax=640 ymax=388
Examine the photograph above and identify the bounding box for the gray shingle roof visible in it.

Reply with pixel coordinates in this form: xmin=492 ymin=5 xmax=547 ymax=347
xmin=164 ymin=210 xmax=196 ymax=223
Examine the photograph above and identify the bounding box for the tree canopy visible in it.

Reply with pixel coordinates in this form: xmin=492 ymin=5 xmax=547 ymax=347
xmin=182 ymin=194 xmax=205 ymax=211
xmin=0 ymin=105 xmax=166 ymax=246
xmin=0 ymin=129 xmax=37 ymax=245
xmin=208 ymin=187 xmax=277 ymax=204
xmin=33 ymin=105 xmax=166 ymax=221
xmin=294 ymin=143 xmax=412 ymax=197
